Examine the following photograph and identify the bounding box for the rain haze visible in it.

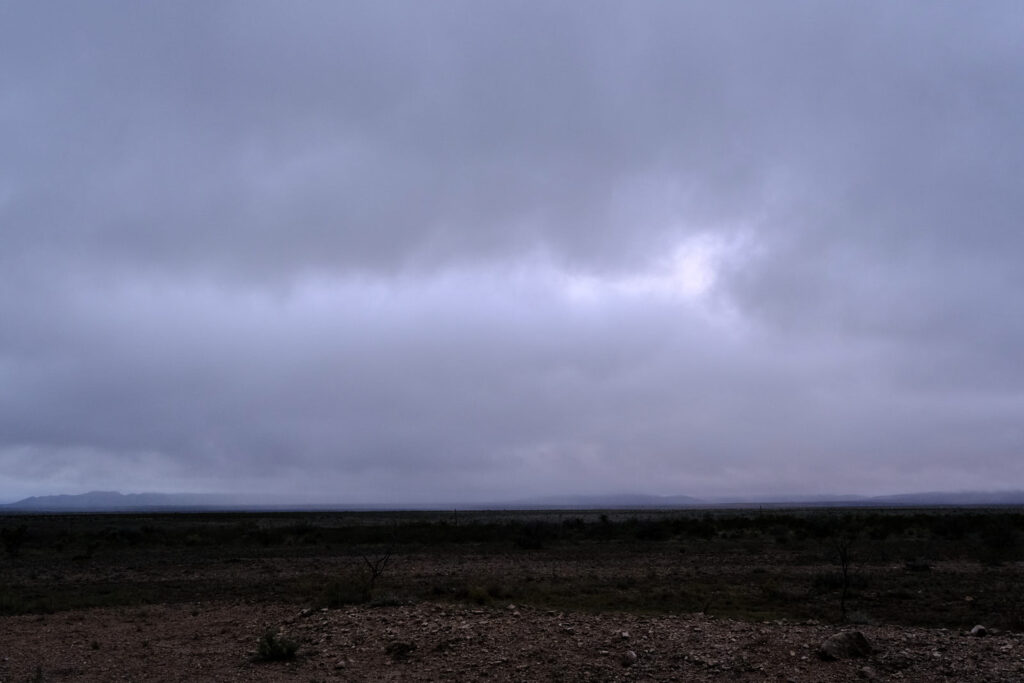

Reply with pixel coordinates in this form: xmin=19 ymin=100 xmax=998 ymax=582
xmin=2 ymin=2 xmax=1023 ymax=505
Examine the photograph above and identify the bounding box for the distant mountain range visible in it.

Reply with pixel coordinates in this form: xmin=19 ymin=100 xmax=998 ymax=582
xmin=3 ymin=489 xmax=1024 ymax=512
xmin=509 ymin=491 xmax=1024 ymax=508
xmin=2 ymin=491 xmax=262 ymax=511
xmin=506 ymin=493 xmax=706 ymax=509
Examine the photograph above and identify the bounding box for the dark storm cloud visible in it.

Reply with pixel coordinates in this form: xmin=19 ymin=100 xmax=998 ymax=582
xmin=2 ymin=2 xmax=1024 ymax=501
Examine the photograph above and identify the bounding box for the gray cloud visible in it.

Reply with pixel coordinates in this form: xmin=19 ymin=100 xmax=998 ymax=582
xmin=2 ymin=2 xmax=1023 ymax=501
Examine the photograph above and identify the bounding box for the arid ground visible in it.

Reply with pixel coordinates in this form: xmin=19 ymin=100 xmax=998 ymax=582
xmin=1 ymin=508 xmax=1022 ymax=681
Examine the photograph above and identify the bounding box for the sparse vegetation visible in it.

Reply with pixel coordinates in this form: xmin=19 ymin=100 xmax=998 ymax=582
xmin=823 ymin=516 xmax=859 ymax=622
xmin=256 ymin=628 xmax=298 ymax=661
xmin=361 ymin=546 xmax=393 ymax=599
xmin=0 ymin=508 xmax=1022 ymax=631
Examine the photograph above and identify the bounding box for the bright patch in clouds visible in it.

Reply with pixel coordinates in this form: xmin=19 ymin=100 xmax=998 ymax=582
xmin=560 ymin=231 xmax=743 ymax=306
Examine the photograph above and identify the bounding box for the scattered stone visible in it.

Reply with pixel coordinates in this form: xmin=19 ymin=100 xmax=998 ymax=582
xmin=4 ymin=585 xmax=1024 ymax=681
xmin=433 ymin=638 xmax=456 ymax=653
xmin=620 ymin=630 xmax=630 ymax=640
xmin=970 ymin=625 xmax=988 ymax=637
xmin=818 ymin=631 xmax=873 ymax=661
xmin=858 ymin=665 xmax=879 ymax=680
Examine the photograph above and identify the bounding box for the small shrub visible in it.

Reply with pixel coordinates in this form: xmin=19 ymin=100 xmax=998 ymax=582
xmin=430 ymin=582 xmax=453 ymax=597
xmin=466 ymin=585 xmax=491 ymax=605
xmin=256 ymin=629 xmax=298 ymax=661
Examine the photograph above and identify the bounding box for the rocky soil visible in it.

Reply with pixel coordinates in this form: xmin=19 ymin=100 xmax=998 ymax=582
xmin=1 ymin=600 xmax=1022 ymax=682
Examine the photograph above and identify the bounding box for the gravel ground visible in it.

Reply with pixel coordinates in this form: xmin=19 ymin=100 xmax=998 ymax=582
xmin=1 ymin=601 xmax=1022 ymax=682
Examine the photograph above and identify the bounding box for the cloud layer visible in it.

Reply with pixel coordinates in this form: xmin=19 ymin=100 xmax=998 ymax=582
xmin=2 ymin=2 xmax=1023 ymax=501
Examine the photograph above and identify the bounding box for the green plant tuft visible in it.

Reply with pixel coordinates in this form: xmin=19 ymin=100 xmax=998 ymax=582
xmin=256 ymin=629 xmax=298 ymax=661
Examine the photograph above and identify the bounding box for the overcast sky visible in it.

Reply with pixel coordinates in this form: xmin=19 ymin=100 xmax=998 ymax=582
xmin=2 ymin=2 xmax=1023 ymax=503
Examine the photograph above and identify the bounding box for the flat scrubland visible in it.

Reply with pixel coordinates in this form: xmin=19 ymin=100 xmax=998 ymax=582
xmin=0 ymin=507 xmax=1022 ymax=681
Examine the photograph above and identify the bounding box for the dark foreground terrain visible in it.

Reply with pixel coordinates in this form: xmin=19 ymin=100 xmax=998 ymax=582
xmin=0 ymin=507 xmax=1022 ymax=681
